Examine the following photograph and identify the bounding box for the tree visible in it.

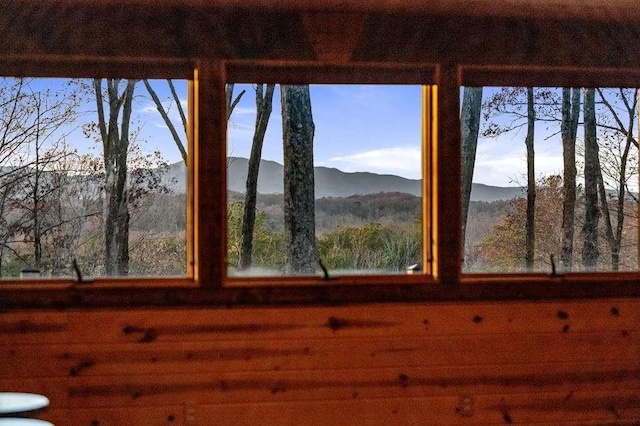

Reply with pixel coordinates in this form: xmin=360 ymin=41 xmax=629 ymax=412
xmin=582 ymin=88 xmax=599 ymax=269
xmin=239 ymin=84 xmax=275 ymax=270
xmin=474 ymin=175 xmax=564 ymax=272
xmin=143 ymin=79 xmax=188 ymax=161
xmin=0 ymin=78 xmax=80 ymax=276
xmin=594 ymin=88 xmax=638 ymax=270
xmin=560 ymin=88 xmax=580 ymax=271
xmin=281 ymin=85 xmax=316 ymax=274
xmin=93 ymin=78 xmax=136 ymax=276
xmin=41 ymin=151 xmax=102 ymax=276
xmin=524 ymin=87 xmax=536 ymax=269
xmin=20 ymin=91 xmax=79 ymax=271
xmin=227 ymin=200 xmax=284 ymax=273
xmin=144 ymin=80 xmax=246 ymax=163
xmin=460 ymin=87 xmax=483 ymax=259
xmin=0 ymin=78 xmax=46 ymax=274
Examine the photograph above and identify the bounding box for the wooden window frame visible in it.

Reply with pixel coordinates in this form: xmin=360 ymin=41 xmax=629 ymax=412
xmin=0 ymin=57 xmax=199 ymax=291
xmin=219 ymin=60 xmax=438 ymax=288
xmin=1 ymin=60 xmax=640 ymax=308
xmin=459 ymin=64 xmax=640 ymax=290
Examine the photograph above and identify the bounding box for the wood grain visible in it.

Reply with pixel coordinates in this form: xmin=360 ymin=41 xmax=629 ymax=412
xmin=2 ymin=301 xmax=640 ymax=423
xmin=58 ymin=300 xmax=640 ymax=344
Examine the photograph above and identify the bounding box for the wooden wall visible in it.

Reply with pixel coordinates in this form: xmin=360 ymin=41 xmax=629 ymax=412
xmin=2 ymin=299 xmax=640 ymax=425
xmin=1 ymin=3 xmax=640 ymax=425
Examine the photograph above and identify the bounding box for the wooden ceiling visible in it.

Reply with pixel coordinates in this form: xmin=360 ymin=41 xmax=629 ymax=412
xmin=12 ymin=0 xmax=640 ymax=20
xmin=3 ymin=0 xmax=640 ymax=69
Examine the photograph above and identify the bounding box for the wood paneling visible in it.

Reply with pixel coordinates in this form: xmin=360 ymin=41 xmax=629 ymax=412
xmin=2 ymin=301 xmax=640 ymax=424
xmin=3 ymin=333 xmax=639 ymax=379
xmin=197 ymin=391 xmax=640 ymax=425
xmin=0 ymin=2 xmax=639 ymax=424
xmin=4 ymin=2 xmax=640 ymax=69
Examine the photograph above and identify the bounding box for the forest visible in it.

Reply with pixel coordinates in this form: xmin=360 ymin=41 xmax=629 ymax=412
xmin=461 ymin=86 xmax=639 ymax=273
xmin=0 ymin=79 xmax=637 ymax=278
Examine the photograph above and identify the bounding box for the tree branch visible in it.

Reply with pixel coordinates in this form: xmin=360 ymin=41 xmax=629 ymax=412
xmin=144 ymin=79 xmax=187 ymax=162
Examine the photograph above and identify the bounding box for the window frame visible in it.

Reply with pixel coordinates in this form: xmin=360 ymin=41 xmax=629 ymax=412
xmin=220 ymin=60 xmax=439 ymax=287
xmin=460 ymin=64 xmax=640 ymax=285
xmin=1 ymin=60 xmax=640 ymax=308
xmin=0 ymin=57 xmax=199 ymax=290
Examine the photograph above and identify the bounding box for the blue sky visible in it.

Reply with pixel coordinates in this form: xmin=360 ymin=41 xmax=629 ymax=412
xmin=16 ymin=78 xmax=190 ymax=166
xmin=225 ymin=84 xmax=575 ymax=187
xmin=227 ymin=84 xmax=424 ymax=179
xmin=8 ymin=80 xmax=636 ymax=189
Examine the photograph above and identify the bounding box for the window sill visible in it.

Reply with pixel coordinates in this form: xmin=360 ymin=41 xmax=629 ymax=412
xmin=0 ymin=277 xmax=198 ymax=291
xmin=1 ymin=276 xmax=639 ymax=310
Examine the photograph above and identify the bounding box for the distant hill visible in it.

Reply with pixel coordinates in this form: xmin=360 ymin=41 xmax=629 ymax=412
xmin=162 ymin=157 xmax=524 ymax=202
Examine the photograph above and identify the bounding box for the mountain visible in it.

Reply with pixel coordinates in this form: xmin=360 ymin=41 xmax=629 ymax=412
xmin=469 ymin=183 xmax=524 ymax=203
xmin=162 ymin=158 xmax=523 ymax=202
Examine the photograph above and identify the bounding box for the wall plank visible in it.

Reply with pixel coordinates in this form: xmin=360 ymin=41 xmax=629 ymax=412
xmin=2 ymin=300 xmax=640 ymax=424
xmin=63 ymin=299 xmax=640 ymax=345
xmin=2 ymin=332 xmax=638 ymax=379
xmin=0 ymin=311 xmax=69 ymax=344
xmin=61 ymin=362 xmax=640 ymax=408
xmin=198 ymin=390 xmax=640 ymax=425
xmin=43 ymin=407 xmax=186 ymax=426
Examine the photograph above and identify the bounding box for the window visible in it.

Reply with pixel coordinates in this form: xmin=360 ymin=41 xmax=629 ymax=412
xmin=222 ymin=63 xmax=438 ymax=285
xmin=0 ymin=60 xmax=194 ymax=285
xmin=225 ymin=83 xmax=426 ymax=279
xmin=3 ymin=61 xmax=640 ymax=306
xmin=461 ymin=68 xmax=640 ymax=285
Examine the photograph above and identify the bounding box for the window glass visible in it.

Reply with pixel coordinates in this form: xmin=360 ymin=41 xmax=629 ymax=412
xmin=0 ymin=77 xmax=189 ymax=279
xmin=462 ymin=86 xmax=638 ymax=273
xmin=226 ymin=84 xmax=424 ymax=277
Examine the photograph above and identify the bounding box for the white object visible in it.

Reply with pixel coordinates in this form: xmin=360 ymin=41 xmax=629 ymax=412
xmin=0 ymin=420 xmax=54 ymax=426
xmin=0 ymin=393 xmax=49 ymax=414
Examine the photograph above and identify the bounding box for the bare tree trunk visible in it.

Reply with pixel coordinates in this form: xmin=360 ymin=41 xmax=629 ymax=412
xmin=281 ymin=85 xmax=316 ymax=274
xmin=525 ymin=87 xmax=536 ymax=270
xmin=460 ymin=87 xmax=483 ymax=262
xmin=560 ymin=88 xmax=580 ymax=271
xmin=582 ymin=88 xmax=599 ymax=269
xmin=595 ymin=88 xmax=638 ymax=270
xmin=32 ymin=101 xmax=42 ymax=270
xmin=95 ymin=78 xmax=135 ymax=276
xmin=239 ymin=84 xmax=275 ymax=270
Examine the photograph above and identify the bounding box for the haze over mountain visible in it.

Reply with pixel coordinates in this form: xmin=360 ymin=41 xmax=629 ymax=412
xmin=162 ymin=158 xmax=524 ymax=202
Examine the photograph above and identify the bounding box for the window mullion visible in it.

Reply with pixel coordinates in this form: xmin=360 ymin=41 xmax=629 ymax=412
xmin=436 ymin=64 xmax=463 ymax=286
xmin=195 ymin=61 xmax=227 ymax=288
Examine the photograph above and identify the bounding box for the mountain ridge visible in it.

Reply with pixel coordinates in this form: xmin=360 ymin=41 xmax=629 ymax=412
xmin=163 ymin=157 xmax=524 ymax=202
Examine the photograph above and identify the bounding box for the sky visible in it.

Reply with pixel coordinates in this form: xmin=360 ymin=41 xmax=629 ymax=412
xmin=6 ymin=78 xmax=191 ymax=168
xmin=226 ymin=84 xmax=575 ymax=187
xmin=227 ymin=84 xmax=424 ymax=180
xmin=4 ymin=79 xmax=637 ymax=189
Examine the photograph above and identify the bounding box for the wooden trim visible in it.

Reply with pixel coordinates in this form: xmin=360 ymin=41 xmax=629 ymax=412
xmin=226 ymin=274 xmax=433 ymax=288
xmin=427 ymin=85 xmax=438 ymax=277
xmin=2 ymin=278 xmax=640 ymax=309
xmin=195 ymin=61 xmax=227 ymax=288
xmin=435 ymin=64 xmax=462 ymax=286
xmin=226 ymin=61 xmax=437 ymax=84
xmin=0 ymin=277 xmax=198 ymax=291
xmin=186 ymin=78 xmax=196 ymax=279
xmin=0 ymin=55 xmax=194 ymax=79
xmin=462 ymin=65 xmax=640 ymax=88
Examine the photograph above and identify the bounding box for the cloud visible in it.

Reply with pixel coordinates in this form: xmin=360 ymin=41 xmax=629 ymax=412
xmin=327 ymin=146 xmax=421 ymax=179
xmin=230 ymin=106 xmax=256 ymax=116
xmin=474 ymin=150 xmax=564 ymax=186
xmin=473 ymin=132 xmax=567 ymax=186
xmin=139 ymin=98 xmax=188 ymax=127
